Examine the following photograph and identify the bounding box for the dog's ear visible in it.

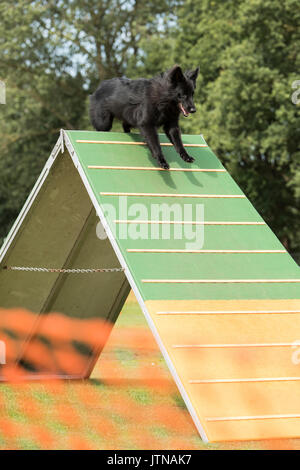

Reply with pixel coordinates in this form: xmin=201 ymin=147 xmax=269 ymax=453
xmin=186 ymin=67 xmax=200 ymax=83
xmin=168 ymin=65 xmax=185 ymax=86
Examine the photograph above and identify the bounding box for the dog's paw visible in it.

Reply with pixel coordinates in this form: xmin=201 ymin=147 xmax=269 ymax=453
xmin=159 ymin=159 xmax=170 ymax=170
xmin=181 ymin=154 xmax=195 ymax=163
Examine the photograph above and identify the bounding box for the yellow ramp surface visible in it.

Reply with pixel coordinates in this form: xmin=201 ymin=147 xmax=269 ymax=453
xmin=146 ymin=299 xmax=300 ymax=441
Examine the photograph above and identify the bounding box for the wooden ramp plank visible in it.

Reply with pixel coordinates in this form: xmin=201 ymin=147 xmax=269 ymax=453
xmin=146 ymin=299 xmax=300 ymax=441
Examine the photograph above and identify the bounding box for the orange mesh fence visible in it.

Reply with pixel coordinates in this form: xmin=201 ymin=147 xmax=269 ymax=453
xmin=0 ymin=307 xmax=297 ymax=450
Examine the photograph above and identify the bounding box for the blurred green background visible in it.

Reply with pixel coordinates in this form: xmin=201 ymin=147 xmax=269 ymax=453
xmin=0 ymin=0 xmax=299 ymax=262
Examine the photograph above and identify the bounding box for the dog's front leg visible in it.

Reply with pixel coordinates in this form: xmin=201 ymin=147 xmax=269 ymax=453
xmin=140 ymin=125 xmax=169 ymax=169
xmin=164 ymin=124 xmax=194 ymax=163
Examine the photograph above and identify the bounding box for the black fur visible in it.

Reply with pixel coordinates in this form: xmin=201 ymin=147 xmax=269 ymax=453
xmin=89 ymin=65 xmax=199 ymax=169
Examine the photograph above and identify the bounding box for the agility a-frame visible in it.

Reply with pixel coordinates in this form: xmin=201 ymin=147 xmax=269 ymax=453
xmin=0 ymin=129 xmax=299 ymax=442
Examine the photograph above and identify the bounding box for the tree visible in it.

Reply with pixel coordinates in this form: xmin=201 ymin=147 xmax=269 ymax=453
xmin=0 ymin=0 xmax=299 ymax=261
xmin=175 ymin=0 xmax=300 ymax=257
xmin=0 ymin=0 xmax=175 ymax=243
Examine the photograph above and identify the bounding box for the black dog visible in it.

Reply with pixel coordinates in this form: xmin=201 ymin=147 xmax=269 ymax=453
xmin=89 ymin=65 xmax=199 ymax=169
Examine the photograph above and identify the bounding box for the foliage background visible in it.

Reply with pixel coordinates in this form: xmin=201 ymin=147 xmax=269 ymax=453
xmin=0 ymin=0 xmax=299 ymax=260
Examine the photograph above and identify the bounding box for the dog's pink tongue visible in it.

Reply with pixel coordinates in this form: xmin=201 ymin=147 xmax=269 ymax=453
xmin=179 ymin=103 xmax=189 ymax=117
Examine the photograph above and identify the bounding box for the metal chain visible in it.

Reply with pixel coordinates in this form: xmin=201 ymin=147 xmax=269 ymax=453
xmin=1 ymin=266 xmax=125 ymax=274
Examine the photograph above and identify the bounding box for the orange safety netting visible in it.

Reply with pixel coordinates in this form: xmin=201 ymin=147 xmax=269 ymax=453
xmin=0 ymin=307 xmax=298 ymax=450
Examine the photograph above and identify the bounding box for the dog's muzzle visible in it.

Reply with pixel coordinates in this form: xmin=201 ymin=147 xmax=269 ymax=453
xmin=179 ymin=103 xmax=196 ymax=117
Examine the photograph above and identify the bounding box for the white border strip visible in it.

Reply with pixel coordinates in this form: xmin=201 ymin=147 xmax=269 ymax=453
xmin=127 ymin=249 xmax=286 ymax=254
xmin=173 ymin=342 xmax=297 ymax=348
xmin=156 ymin=310 xmax=300 ymax=315
xmin=88 ymin=165 xmax=224 ymax=172
xmin=190 ymin=376 xmax=300 ymax=384
xmin=115 ymin=220 xmax=265 ymax=226
xmin=76 ymin=140 xmax=208 ymax=147
xmin=101 ymin=192 xmax=246 ymax=199
xmin=206 ymin=413 xmax=300 ymax=422
xmin=142 ymin=279 xmax=300 ymax=284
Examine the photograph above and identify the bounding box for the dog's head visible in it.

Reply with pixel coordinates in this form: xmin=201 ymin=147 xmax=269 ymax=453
xmin=167 ymin=65 xmax=199 ymax=117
